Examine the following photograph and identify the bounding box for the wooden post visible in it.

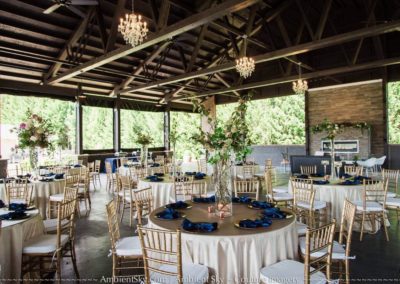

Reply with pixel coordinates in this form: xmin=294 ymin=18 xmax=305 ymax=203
xmin=164 ymin=105 xmax=171 ymax=151
xmin=75 ymin=100 xmax=83 ymax=155
xmin=113 ymin=100 xmax=121 ymax=153
xmin=305 ymin=92 xmax=310 ymax=155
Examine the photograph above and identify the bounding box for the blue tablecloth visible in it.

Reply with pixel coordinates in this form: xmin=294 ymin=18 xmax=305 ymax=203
xmin=104 ymin=157 xmax=138 ymax=173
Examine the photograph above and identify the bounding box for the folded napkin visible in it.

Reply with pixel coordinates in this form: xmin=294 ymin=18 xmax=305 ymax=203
xmin=354 ymin=176 xmax=371 ymax=181
xmin=310 ymin=173 xmax=324 ymax=177
xmin=261 ymin=207 xmax=287 ymax=219
xmin=340 ymin=180 xmax=361 ymax=186
xmin=250 ymin=200 xmax=274 ymax=209
xmin=192 ymin=195 xmax=215 ymax=203
xmin=232 ymin=196 xmax=252 ymax=203
xmin=9 ymin=203 xmax=28 ymax=211
xmin=313 ymin=180 xmax=329 ymax=185
xmin=238 ymin=218 xmax=272 ymax=228
xmin=123 ymin=164 xmax=129 ymax=168
xmin=41 ymin=178 xmax=55 ymax=182
xmin=74 ymin=164 xmax=82 ymax=168
xmin=146 ymin=175 xmax=163 ymax=182
xmin=54 ymin=173 xmax=64 ymax=180
xmin=185 ymin=172 xmax=197 ymax=176
xmin=156 ymin=208 xmax=181 ymax=220
xmin=235 ymin=162 xmax=244 ymax=166
xmin=340 ymin=173 xmax=353 ymax=179
xmin=0 ymin=211 xmax=28 ymax=220
xmin=181 ymin=218 xmax=218 ymax=232
xmin=154 ymin=173 xmax=164 ymax=177
xmin=194 ymin=173 xmax=206 ymax=180
xmin=151 ymin=163 xmax=161 ymax=167
xmin=0 ymin=200 xmax=5 ymax=208
xmin=41 ymin=173 xmax=55 ymax=177
xmin=295 ymin=174 xmax=309 ymax=179
xmin=166 ymin=201 xmax=190 ymax=209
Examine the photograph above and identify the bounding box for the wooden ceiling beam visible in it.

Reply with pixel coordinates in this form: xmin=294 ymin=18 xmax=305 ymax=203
xmin=125 ymin=18 xmax=400 ymax=94
xmin=105 ymin=0 xmax=127 ymax=52
xmin=295 ymin=0 xmax=314 ymax=39
xmin=313 ymin=0 xmax=332 ymax=40
xmin=157 ymin=0 xmax=171 ymax=31
xmin=186 ymin=24 xmax=208 ymax=72
xmin=95 ymin=3 xmax=108 ymax=52
xmin=46 ymin=0 xmax=262 ymax=85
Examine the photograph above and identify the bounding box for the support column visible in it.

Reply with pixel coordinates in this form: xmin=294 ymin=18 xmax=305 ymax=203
xmin=304 ymin=92 xmax=310 ymax=155
xmin=164 ymin=105 xmax=171 ymax=151
xmin=113 ymin=100 xmax=121 ymax=153
xmin=75 ymin=101 xmax=83 ymax=155
xmin=382 ymin=68 xmax=389 ymax=167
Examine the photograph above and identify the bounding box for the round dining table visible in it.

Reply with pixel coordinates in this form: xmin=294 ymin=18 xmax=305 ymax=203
xmin=0 ymin=209 xmax=45 ymax=280
xmin=149 ymin=202 xmax=298 ymax=284
xmin=0 ymin=179 xmax=65 ymax=219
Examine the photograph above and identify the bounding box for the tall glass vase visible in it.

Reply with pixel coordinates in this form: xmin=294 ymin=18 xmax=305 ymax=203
xmin=330 ymin=139 xmax=338 ymax=180
xmin=140 ymin=145 xmax=148 ymax=167
xmin=29 ymin=147 xmax=38 ymax=172
xmin=213 ymin=160 xmax=233 ymax=217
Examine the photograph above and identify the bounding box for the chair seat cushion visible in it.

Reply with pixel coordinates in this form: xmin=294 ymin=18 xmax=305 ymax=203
xmin=354 ymin=201 xmax=384 ymax=212
xmin=236 ymin=174 xmax=253 ymax=180
xmin=23 ymin=234 xmax=69 ymax=254
xmin=385 ymin=197 xmax=400 ymax=208
xmin=296 ymin=221 xmax=307 ymax=236
xmin=386 ymin=192 xmax=397 ymax=198
xmin=150 ymin=263 xmax=209 ymax=284
xmin=273 ymin=188 xmax=288 ymax=194
xmin=115 ymin=236 xmax=142 ymax=256
xmin=259 ymin=259 xmax=326 ymax=284
xmin=10 ymin=199 xmax=26 ymax=204
xmin=267 ymin=193 xmax=293 ymax=201
xmin=297 ymin=200 xmax=327 ymax=210
xmin=299 ymin=237 xmax=347 ymax=260
xmin=49 ymin=193 xmax=64 ymax=202
xmin=43 ymin=218 xmax=69 ymax=233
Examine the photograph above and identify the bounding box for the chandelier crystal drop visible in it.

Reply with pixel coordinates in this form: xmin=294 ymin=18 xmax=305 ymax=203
xmin=118 ymin=0 xmax=148 ymax=47
xmin=235 ymin=57 xmax=255 ymax=79
xmin=292 ymin=63 xmax=308 ymax=95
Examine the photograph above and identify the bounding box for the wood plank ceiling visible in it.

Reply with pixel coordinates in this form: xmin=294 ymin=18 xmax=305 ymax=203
xmin=1 ymin=0 xmax=400 ymax=109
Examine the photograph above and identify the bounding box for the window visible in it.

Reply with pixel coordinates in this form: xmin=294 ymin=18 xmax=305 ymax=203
xmin=82 ymin=106 xmax=113 ymax=150
xmin=388 ymin=82 xmax=400 ymax=144
xmin=120 ymin=109 xmax=164 ymax=149
xmin=216 ymin=94 xmax=305 ymax=145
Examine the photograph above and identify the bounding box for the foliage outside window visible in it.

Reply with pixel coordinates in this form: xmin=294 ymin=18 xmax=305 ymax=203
xmin=217 ymin=94 xmax=305 ymax=145
xmin=120 ymin=109 xmax=164 ymax=149
xmin=82 ymin=106 xmax=113 ymax=150
xmin=388 ymin=82 xmax=400 ymax=144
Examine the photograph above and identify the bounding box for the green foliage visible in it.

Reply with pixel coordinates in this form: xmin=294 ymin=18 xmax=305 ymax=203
xmin=388 ymin=82 xmax=400 ymax=144
xmin=134 ymin=131 xmax=153 ymax=145
xmin=82 ymin=106 xmax=113 ymax=149
xmin=311 ymin=119 xmax=370 ymax=140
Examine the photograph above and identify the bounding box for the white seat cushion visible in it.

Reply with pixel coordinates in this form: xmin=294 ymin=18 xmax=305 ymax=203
xmin=49 ymin=193 xmax=64 ymax=202
xmin=385 ymin=197 xmax=400 ymax=208
xmin=236 ymin=174 xmax=253 ymax=180
xmin=267 ymin=192 xmax=293 ymax=201
xmin=386 ymin=192 xmax=396 ymax=198
xmin=150 ymin=263 xmax=209 ymax=284
xmin=115 ymin=236 xmax=142 ymax=256
xmin=297 ymin=200 xmax=327 ymax=211
xmin=354 ymin=201 xmax=384 ymax=212
xmin=259 ymin=259 xmax=326 ymax=284
xmin=296 ymin=221 xmax=307 ymax=236
xmin=273 ymin=188 xmax=288 ymax=194
xmin=43 ymin=218 xmax=69 ymax=233
xmin=299 ymin=237 xmax=347 ymax=260
xmin=10 ymin=198 xmax=26 ymax=204
xmin=23 ymin=234 xmax=69 ymax=254
xmin=78 ymin=187 xmax=86 ymax=194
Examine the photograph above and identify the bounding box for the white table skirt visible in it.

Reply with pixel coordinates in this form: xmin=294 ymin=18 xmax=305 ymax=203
xmin=138 ymin=179 xmax=176 ymax=208
xmin=150 ymin=218 xmax=297 ymax=283
xmin=0 ymin=209 xmax=45 ymax=280
xmin=0 ymin=180 xmax=65 ymax=219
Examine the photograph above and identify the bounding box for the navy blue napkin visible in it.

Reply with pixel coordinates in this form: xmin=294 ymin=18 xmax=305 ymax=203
xmin=235 ymin=162 xmax=244 ymax=166
xmin=340 ymin=173 xmax=353 ymax=179
xmin=123 ymin=164 xmax=129 ymax=168
xmin=232 ymin=196 xmax=252 ymax=204
xmin=166 ymin=201 xmax=190 ymax=209
xmin=74 ymin=164 xmax=82 ymax=168
xmin=194 ymin=173 xmax=206 ymax=180
xmin=192 ymin=195 xmax=215 ymax=203
xmin=340 ymin=179 xmax=361 ymax=186
xmin=41 ymin=173 xmax=55 ymax=177
xmin=9 ymin=203 xmax=27 ymax=211
xmin=185 ymin=172 xmax=197 ymax=176
xmin=238 ymin=218 xmax=272 ymax=228
xmin=154 ymin=173 xmax=164 ymax=177
xmin=354 ymin=176 xmax=371 ymax=182
xmin=310 ymin=173 xmax=324 ymax=177
xmin=54 ymin=173 xmax=64 ymax=180
xmin=146 ymin=175 xmax=163 ymax=182
xmin=250 ymin=201 xmax=274 ymax=209
xmin=156 ymin=208 xmax=181 ymax=220
xmin=0 ymin=200 xmax=5 ymax=208
xmin=0 ymin=211 xmax=28 ymax=220
xmin=261 ymin=207 xmax=287 ymax=219
xmin=295 ymin=174 xmax=309 ymax=179
xmin=151 ymin=163 xmax=161 ymax=167
xmin=313 ymin=180 xmax=329 ymax=185
xmin=182 ymin=218 xmax=218 ymax=232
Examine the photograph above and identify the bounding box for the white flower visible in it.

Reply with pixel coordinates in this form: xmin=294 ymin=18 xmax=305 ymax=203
xmin=36 ymin=128 xmax=43 ymax=134
xmin=26 ymin=119 xmax=32 ymax=130
xmin=30 ymin=136 xmax=37 ymax=142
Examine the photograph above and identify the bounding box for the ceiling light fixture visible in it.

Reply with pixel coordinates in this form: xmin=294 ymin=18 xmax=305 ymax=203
xmin=118 ymin=0 xmax=148 ymax=47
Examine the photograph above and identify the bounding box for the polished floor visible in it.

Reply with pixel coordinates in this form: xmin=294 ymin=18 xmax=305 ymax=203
xmin=61 ymin=174 xmax=400 ymax=283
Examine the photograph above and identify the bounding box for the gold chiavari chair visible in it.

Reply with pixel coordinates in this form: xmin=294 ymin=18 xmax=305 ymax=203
xmin=106 ymin=161 xmax=117 ymax=192
xmin=236 ymin=165 xmax=255 ymax=180
xmin=120 ymin=157 xmax=128 ymax=167
xmin=234 ymin=178 xmax=260 ymax=200
xmin=117 ymin=175 xmax=137 ymax=227
xmin=381 ymin=168 xmax=399 ymax=198
xmin=106 ymin=200 xmax=143 ymax=283
xmin=87 ymin=161 xmax=97 ymax=190
xmin=164 ymin=164 xmax=182 ymax=175
xmin=154 ymin=155 xmax=165 ymax=166
xmin=191 ymin=180 xmax=209 ymax=199
xmin=291 ymin=177 xmax=327 ymax=227
xmin=173 ymin=176 xmax=193 ymax=202
xmin=260 ymin=221 xmax=336 ymax=284
xmin=354 ymin=179 xmax=389 ymax=241
xmin=343 ymin=165 xmax=363 ymax=176
xmin=265 ymin=168 xmax=292 ymax=205
xmin=44 ymin=187 xmax=78 ymax=233
xmin=147 ymin=166 xmax=165 ymax=176
xmin=5 ymin=179 xmax=32 ymax=205
xmin=299 ymin=200 xmax=356 ymax=284
xmin=300 ymin=165 xmax=317 ymax=175
xmin=197 ymin=158 xmax=208 ymax=174
xmin=77 ymin=167 xmax=91 ymax=216
xmin=93 ymin=159 xmax=102 ymax=186
xmin=21 ymin=198 xmax=80 ymax=283
xmin=6 ymin=164 xmax=22 ymax=178
xmin=133 ymin=187 xmax=153 ymax=226
xmin=137 ymin=226 xmax=209 ymax=284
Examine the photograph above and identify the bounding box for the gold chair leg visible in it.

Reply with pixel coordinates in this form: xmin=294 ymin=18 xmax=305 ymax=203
xmin=71 ymin=241 xmax=80 ymax=279
xmin=382 ymin=212 xmax=389 ymax=241
xmin=360 ymin=212 xmax=366 ymax=241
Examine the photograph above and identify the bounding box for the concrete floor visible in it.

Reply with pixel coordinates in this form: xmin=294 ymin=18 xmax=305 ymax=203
xmin=61 ymin=174 xmax=400 ymax=283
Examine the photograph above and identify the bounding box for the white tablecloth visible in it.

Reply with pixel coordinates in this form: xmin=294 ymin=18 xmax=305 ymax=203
xmin=138 ymin=177 xmax=176 ymax=209
xmin=0 ymin=209 xmax=45 ymax=280
xmin=0 ymin=180 xmax=65 ymax=219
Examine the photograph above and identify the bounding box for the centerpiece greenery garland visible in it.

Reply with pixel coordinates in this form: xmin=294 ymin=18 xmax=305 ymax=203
xmin=311 ymin=118 xmax=371 ymax=139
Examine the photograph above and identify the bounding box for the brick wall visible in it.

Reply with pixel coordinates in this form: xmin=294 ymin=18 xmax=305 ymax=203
xmin=308 ymin=80 xmax=385 ymax=158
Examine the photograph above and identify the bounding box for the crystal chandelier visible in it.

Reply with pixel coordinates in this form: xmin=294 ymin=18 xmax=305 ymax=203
xmin=118 ymin=0 xmax=148 ymax=47
xmin=235 ymin=35 xmax=255 ymax=78
xmin=292 ymin=62 xmax=308 ymax=95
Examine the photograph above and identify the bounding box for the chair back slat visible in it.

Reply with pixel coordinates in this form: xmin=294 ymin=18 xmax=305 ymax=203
xmin=339 ymin=199 xmax=356 ymax=257
xmin=106 ymin=200 xmax=121 ymax=253
xmin=191 ymin=180 xmax=208 ymax=198
xmin=362 ymin=179 xmax=388 ymax=208
xmin=300 ymin=165 xmax=317 ymax=175
xmin=134 ymin=187 xmax=153 ymax=225
xmin=344 ymin=165 xmax=363 ymax=176
xmin=234 ymin=179 xmax=259 ymax=200
xmin=5 ymin=179 xmax=32 ymax=205
xmin=381 ymin=169 xmax=399 ymax=195
xmin=57 ymin=198 xmax=77 ymax=247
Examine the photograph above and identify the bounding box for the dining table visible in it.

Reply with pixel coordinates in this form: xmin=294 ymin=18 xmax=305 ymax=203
xmin=0 ymin=208 xmax=45 ymax=280
xmin=149 ymin=202 xmax=298 ymax=284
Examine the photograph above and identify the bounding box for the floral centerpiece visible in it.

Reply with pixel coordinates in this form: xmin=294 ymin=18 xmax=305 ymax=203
xmin=192 ymin=93 xmax=253 ymax=216
xmin=135 ymin=132 xmax=153 ymax=166
xmin=12 ymin=111 xmax=53 ymax=170
xmin=311 ymin=119 xmax=370 ymax=179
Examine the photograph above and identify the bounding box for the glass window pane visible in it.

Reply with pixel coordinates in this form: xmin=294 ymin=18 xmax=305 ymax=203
xmin=82 ymin=106 xmax=113 ymax=150
xmin=388 ymin=82 xmax=400 ymax=144
xmin=120 ymin=109 xmax=164 ymax=149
